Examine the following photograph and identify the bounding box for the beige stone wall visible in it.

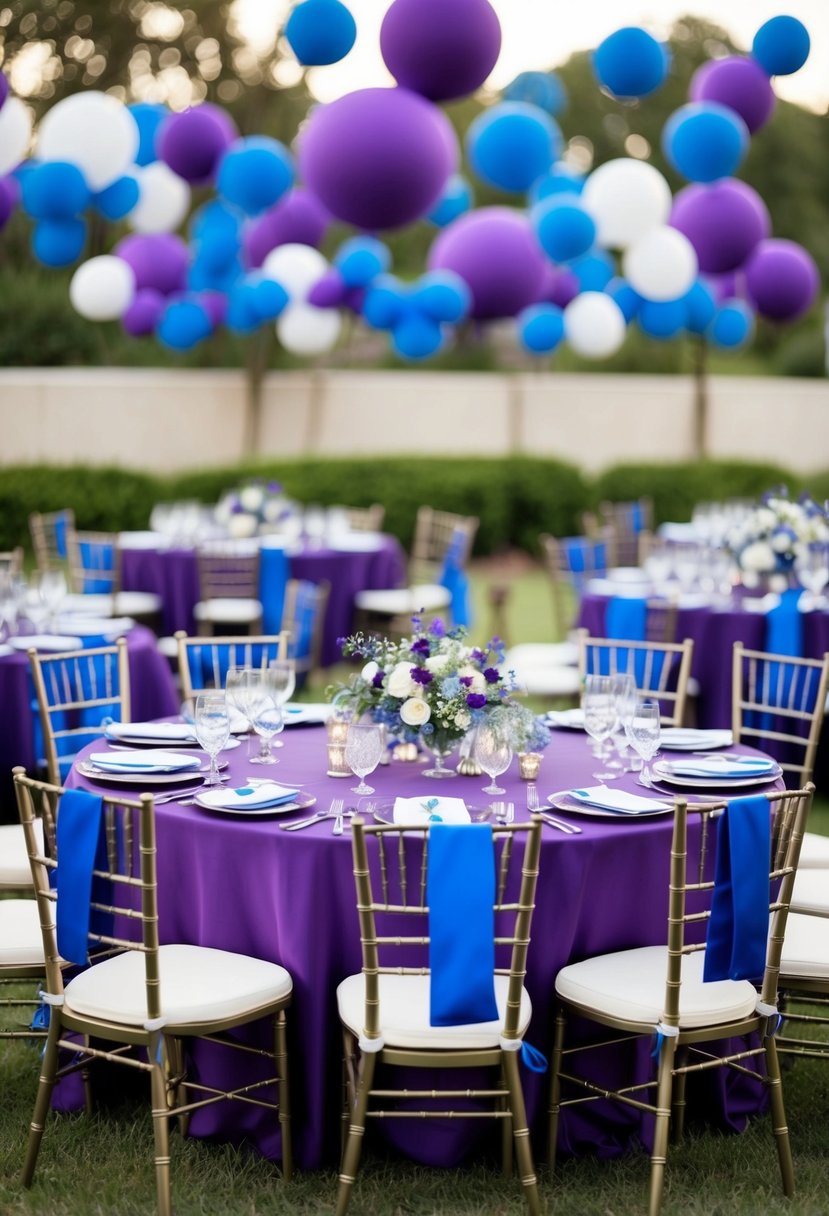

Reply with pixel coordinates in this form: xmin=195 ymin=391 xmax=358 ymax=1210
xmin=0 ymin=368 xmax=826 ymax=473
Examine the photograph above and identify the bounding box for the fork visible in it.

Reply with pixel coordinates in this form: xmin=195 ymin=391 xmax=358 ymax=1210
xmin=527 ymin=782 xmax=582 ymax=834
xmin=331 ymin=798 xmax=345 ymax=836
xmin=282 ymin=803 xmax=338 ymax=832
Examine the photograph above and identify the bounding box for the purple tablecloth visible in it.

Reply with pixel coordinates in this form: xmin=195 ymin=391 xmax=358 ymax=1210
xmin=69 ymin=726 xmax=779 ymax=1168
xmin=120 ymin=537 xmax=407 ymax=667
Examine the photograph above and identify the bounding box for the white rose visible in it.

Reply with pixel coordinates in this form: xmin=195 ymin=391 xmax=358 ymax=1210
xmin=454 ymin=709 xmax=471 ymax=730
xmin=400 ymin=697 xmax=431 ymax=727
xmin=756 ymin=507 xmax=777 ymax=532
xmin=458 ymin=665 xmax=486 ymax=694
xmin=740 ymin=540 xmax=776 ymax=573
xmin=228 ymin=512 xmax=258 ymax=539
xmin=239 ymin=486 xmax=264 ymax=513
xmin=771 ymin=530 xmax=794 ymax=554
xmin=361 ymin=660 xmax=379 ymax=683
xmin=424 ymin=653 xmax=451 ymax=675
xmin=387 ymin=662 xmax=418 ymax=698
xmin=262 ymin=498 xmax=284 ymax=522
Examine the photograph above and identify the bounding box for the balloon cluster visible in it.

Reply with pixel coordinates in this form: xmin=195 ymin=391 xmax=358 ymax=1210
xmin=0 ymin=5 xmax=819 ymax=363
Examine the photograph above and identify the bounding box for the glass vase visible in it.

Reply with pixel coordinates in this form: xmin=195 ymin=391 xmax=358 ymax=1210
xmin=423 ymin=737 xmax=459 ymax=779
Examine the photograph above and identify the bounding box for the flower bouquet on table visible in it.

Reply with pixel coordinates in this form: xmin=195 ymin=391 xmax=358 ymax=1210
xmin=726 ymin=488 xmax=829 ymax=589
xmin=329 ymin=617 xmax=519 ymax=778
xmin=214 ymin=479 xmax=296 ymax=540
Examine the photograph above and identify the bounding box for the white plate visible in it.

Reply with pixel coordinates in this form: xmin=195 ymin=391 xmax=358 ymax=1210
xmin=77 ymin=760 xmax=223 ymax=785
xmin=9 ymin=634 xmax=83 ymax=652
xmin=329 ymin=533 xmax=385 ymax=552
xmin=651 ymin=760 xmax=781 ymax=790
xmin=370 ymin=800 xmax=489 ymax=825
xmin=56 ymin=616 xmax=136 ymax=637
xmin=547 ymin=789 xmax=674 ymax=819
xmin=193 ymin=790 xmax=316 ymax=817
xmin=545 ymin=709 xmax=585 ymax=730
xmin=282 ymin=703 xmax=333 ymax=727
xmin=660 ymin=728 xmax=734 ymax=751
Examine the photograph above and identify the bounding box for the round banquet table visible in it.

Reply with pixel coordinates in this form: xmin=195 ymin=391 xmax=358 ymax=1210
xmin=120 ymin=536 xmax=407 ymax=667
xmin=68 ymin=724 xmax=783 ymax=1170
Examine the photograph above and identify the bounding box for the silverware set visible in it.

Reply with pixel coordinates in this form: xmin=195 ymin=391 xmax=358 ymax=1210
xmin=526 ymin=782 xmax=582 ymax=834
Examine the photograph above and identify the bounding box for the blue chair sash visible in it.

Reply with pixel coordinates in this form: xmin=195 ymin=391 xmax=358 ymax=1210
xmin=439 ymin=529 xmax=471 ymax=628
xmin=259 ymin=546 xmax=289 ymax=635
xmin=704 ymin=794 xmax=770 ymax=983
xmin=79 ymin=538 xmax=115 ymax=594
xmin=56 ymin=789 xmax=111 ymax=966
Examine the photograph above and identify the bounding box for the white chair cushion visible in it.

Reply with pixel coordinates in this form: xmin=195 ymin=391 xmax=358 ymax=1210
xmin=64 ymin=943 xmax=292 ymax=1027
xmin=0 ymin=820 xmax=42 ymax=888
xmin=0 ymin=900 xmax=44 ymax=968
xmin=505 ymin=642 xmax=579 ymax=669
xmin=798 ymin=832 xmax=829 ymax=870
xmin=555 ymin=944 xmax=757 ymax=1030
xmin=114 ymin=591 xmax=162 ymax=616
xmin=509 ymin=665 xmax=581 ymax=698
xmin=780 ymin=912 xmax=829 ymax=980
xmin=337 ymin=972 xmax=531 ymax=1050
xmin=156 ymin=636 xmax=180 ymax=659
xmin=63 ymin=593 xmax=115 ymax=615
xmin=194 ymin=598 xmax=263 ymax=624
xmin=355 ymin=584 xmax=451 ymax=617
xmin=791 ymin=869 xmax=829 ymax=916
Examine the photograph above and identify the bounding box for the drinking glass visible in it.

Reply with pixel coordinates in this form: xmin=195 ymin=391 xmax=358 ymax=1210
xmin=194 ymin=691 xmax=230 ymax=786
xmin=582 ymin=675 xmax=619 ymax=781
xmin=38 ymin=569 xmax=67 ymax=630
xmin=225 ymin=665 xmax=252 ymax=733
xmin=267 ymin=658 xmax=296 ymax=748
xmin=607 ymin=673 xmax=637 ymax=772
xmin=474 ymin=723 xmax=513 ymax=796
xmin=795 ymin=543 xmax=829 ymax=610
xmin=628 ymin=698 xmax=661 ymax=783
xmin=245 ymin=669 xmax=284 ymax=764
xmin=345 ymin=723 xmax=385 ymax=795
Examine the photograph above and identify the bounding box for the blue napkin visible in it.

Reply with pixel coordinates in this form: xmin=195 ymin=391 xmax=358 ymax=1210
xmin=439 ymin=529 xmax=471 ymax=628
xmin=704 ymin=795 xmax=771 ymax=983
xmin=427 ymin=823 xmax=498 ymax=1026
xmin=259 ymin=545 xmax=289 ymax=635
xmin=56 ymin=789 xmax=109 ymax=966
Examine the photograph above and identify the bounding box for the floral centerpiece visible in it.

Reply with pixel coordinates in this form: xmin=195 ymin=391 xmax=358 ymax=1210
xmin=329 ymin=617 xmax=522 ymax=777
xmin=215 ymin=479 xmax=295 ymax=539
xmin=725 ymin=488 xmax=829 ymax=583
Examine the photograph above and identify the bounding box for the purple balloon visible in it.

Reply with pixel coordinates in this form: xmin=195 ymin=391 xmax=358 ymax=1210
xmin=298 ymin=87 xmax=457 ymax=231
xmin=380 ymin=0 xmax=501 ymax=102
xmin=122 ymin=288 xmax=166 ymax=337
xmin=670 ymin=179 xmax=770 ymax=275
xmin=158 ymin=103 xmax=238 ymax=184
xmin=428 ymin=207 xmax=546 ymax=320
xmin=243 ymin=188 xmax=331 ymax=268
xmin=0 ymin=71 xmax=8 ymax=111
xmin=0 ymin=175 xmax=18 ymax=228
xmin=745 ymin=239 xmax=820 ymax=323
xmin=308 ymin=269 xmax=347 ymax=308
xmin=197 ymin=291 xmax=229 ymax=329
xmin=535 ymin=263 xmax=580 ymax=309
xmin=705 ymin=270 xmax=743 ymax=304
xmin=115 ymin=233 xmax=189 ymax=296
xmin=690 ymin=56 xmax=775 ymax=134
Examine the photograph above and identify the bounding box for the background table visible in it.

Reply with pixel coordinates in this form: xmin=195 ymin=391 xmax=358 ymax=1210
xmin=71 ymin=725 xmax=779 ymax=1168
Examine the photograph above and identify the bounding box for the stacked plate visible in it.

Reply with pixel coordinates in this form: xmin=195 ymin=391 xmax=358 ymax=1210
xmin=78 ymin=749 xmax=216 ymax=785
xmin=651 ymin=754 xmax=781 ymax=789
xmin=660 ymin=728 xmax=733 ymax=751
xmin=547 ymin=785 xmax=672 ymax=819
xmin=193 ymin=782 xmax=312 ymax=817
xmin=104 ymin=721 xmax=241 ymax=751
xmin=545 ymin=708 xmax=585 ymax=730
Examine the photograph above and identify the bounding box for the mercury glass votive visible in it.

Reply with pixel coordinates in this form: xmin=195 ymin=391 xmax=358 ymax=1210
xmin=326 ymin=742 xmax=351 ymax=778
xmin=517 ymin=752 xmax=543 ymax=781
xmin=327 ymin=718 xmax=350 ymax=745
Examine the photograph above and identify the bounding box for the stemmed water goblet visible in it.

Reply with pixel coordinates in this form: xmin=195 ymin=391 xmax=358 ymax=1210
xmin=344 ymin=723 xmax=384 ymax=795
xmin=37 ymin=569 xmax=67 ymax=631
xmin=267 ymin=658 xmax=296 ymax=748
xmin=194 ymin=691 xmax=230 ymax=786
xmin=627 ymin=698 xmax=662 ymax=784
xmin=795 ymin=543 xmax=829 ymax=610
xmin=474 ymin=722 xmax=513 ymax=796
xmin=582 ymin=674 xmax=620 ymax=781
xmin=606 ymin=673 xmax=637 ymax=773
xmin=244 ymin=669 xmax=284 ymax=764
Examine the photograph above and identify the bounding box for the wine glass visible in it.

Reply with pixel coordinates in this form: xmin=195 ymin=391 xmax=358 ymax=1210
xmin=225 ymin=664 xmax=253 ymax=734
xmin=344 ymin=723 xmax=384 ymax=795
xmin=795 ymin=543 xmax=829 ymax=610
xmin=194 ymin=691 xmax=230 ymax=786
xmin=582 ymin=675 xmax=619 ymax=781
xmin=628 ymin=698 xmax=662 ymax=784
xmin=245 ymin=669 xmax=284 ymax=765
xmin=474 ymin=723 xmax=513 ymax=796
xmin=607 ymin=673 xmax=637 ymax=772
xmin=267 ymin=658 xmax=296 ymax=748
xmin=38 ymin=569 xmax=67 ymax=631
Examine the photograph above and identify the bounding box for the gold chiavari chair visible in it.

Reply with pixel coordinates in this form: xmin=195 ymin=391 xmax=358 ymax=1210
xmin=14 ymin=769 xmax=293 ymax=1216
xmin=282 ymin=579 xmax=330 ymax=688
xmin=343 ymin=504 xmax=385 ymax=532
xmin=28 ymin=638 xmax=130 ymax=785
xmin=548 ymin=785 xmax=814 ymax=1216
xmin=577 ymin=630 xmax=694 ymax=727
xmin=65 ymin=530 xmax=162 ymax=623
xmin=29 ymin=509 xmax=76 ymax=574
xmin=539 ymin=530 xmax=616 ymax=641
xmin=599 ymin=497 xmax=655 ymax=567
xmin=175 ymin=630 xmax=290 ymax=703
xmin=194 ymin=541 xmax=263 ymax=636
xmin=0 ymin=817 xmax=46 ymax=1040
xmin=0 ymin=546 xmax=23 ymax=579
xmin=335 ymin=817 xmax=543 ymax=1216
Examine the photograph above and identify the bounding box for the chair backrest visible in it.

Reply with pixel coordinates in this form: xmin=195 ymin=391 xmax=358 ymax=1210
xmin=14 ymin=769 xmax=160 ymax=1020
xmin=408 ymin=507 xmax=478 ymax=587
xmin=577 ymin=629 xmax=694 ymax=726
xmin=29 ymin=509 xmax=76 ymax=574
xmin=350 ymin=817 xmax=542 ymax=1046
xmin=659 ymin=785 xmax=813 ymax=1031
xmin=599 ymin=498 xmax=654 ymax=567
xmin=540 ymin=531 xmax=616 ymax=638
xmin=28 ymin=638 xmax=131 ymax=784
xmin=68 ymin=530 xmax=120 ymax=596
xmin=282 ymin=579 xmax=330 ymax=684
xmin=175 ymin=630 xmax=289 ymax=702
xmin=0 ymin=547 xmax=23 ymax=580
xmin=344 ymin=504 xmax=386 ymax=532
xmin=196 ymin=541 xmax=260 ymax=601
xmin=732 ymin=644 xmax=829 ymax=787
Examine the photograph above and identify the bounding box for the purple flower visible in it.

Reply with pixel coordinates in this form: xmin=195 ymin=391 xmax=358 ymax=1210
xmin=411 ymin=666 xmax=433 ymax=686
xmin=484 ymin=667 xmax=501 ymax=684
xmin=410 ymin=637 xmax=430 ymax=657
xmin=471 ymin=648 xmax=485 ymax=662
xmin=372 ymin=671 xmax=385 ymax=688
xmin=466 ymin=693 xmax=487 ymax=709
xmin=459 ymin=676 xmax=473 ymax=687
xmin=429 ymin=617 xmax=446 ymax=637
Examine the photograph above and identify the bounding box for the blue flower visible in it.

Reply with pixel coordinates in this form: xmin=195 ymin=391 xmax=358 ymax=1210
xmin=411 ymin=666 xmax=433 ymax=686
xmin=410 ymin=637 xmax=430 ymax=657
xmin=429 ymin=617 xmax=446 ymax=637
xmin=441 ymin=676 xmax=461 ymax=697
xmin=466 ymin=693 xmax=487 ymax=709
xmin=484 ymin=667 xmax=501 ymax=684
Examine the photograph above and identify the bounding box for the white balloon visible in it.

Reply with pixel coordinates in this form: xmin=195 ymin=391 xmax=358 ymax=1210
xmin=37 ymin=92 xmax=139 ymax=191
xmin=582 ymin=158 xmax=672 ymax=251
xmin=128 ymin=162 xmax=190 ymax=233
xmin=277 ymin=303 xmax=342 ymax=354
xmin=623 ymin=227 xmax=698 ymax=302
xmin=69 ymin=255 xmax=136 ymax=321
xmin=0 ymin=97 xmax=33 ymax=176
xmin=262 ymin=242 xmax=328 ymax=302
xmin=564 ymin=292 xmax=626 ymax=359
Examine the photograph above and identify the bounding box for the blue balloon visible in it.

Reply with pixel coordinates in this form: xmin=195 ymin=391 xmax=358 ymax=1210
xmin=709 ymin=301 xmax=754 ymax=348
xmin=684 ymin=280 xmax=717 ymax=334
xmin=427 ymin=175 xmax=473 ymax=227
xmin=22 ymin=162 xmax=90 ymax=220
xmin=157 ymin=298 xmax=212 ymax=350
xmin=663 ymin=103 xmax=749 ymax=184
xmin=605 ymin=278 xmax=642 ymax=323
xmin=285 ymin=0 xmax=356 ymax=66
xmin=593 ymin=27 xmax=670 ymax=100
xmin=188 ymin=256 xmax=242 ymax=295
xmin=638 ymin=298 xmax=687 ymax=340
xmin=129 ymin=103 xmax=167 ymax=166
xmin=226 ymin=284 xmax=261 ymax=334
xmin=518 ymin=303 xmax=565 ymax=354
xmin=503 ymin=71 xmax=567 ymax=116
xmin=362 ymin=275 xmax=407 ymax=330
xmin=217 ymin=137 xmax=294 ymax=216
xmin=335 ymin=236 xmax=391 ymax=288
xmin=392 ymin=315 xmax=445 ymax=361
xmin=571 ymin=250 xmax=614 ymax=292
xmin=412 ymin=271 xmax=471 ymax=323
xmin=466 ymin=102 xmax=562 ymax=194
xmin=94 ymin=174 xmax=140 ymax=220
xmin=253 ymin=278 xmax=289 ymax=320
xmin=752 ymin=16 xmax=810 ymax=77
xmin=531 ymin=196 xmax=596 ymax=263
xmin=32 ymin=217 xmax=86 ymax=266
xmin=528 ymin=164 xmax=584 ymax=206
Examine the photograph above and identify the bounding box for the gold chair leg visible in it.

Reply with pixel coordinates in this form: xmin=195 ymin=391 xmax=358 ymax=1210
xmin=341 ymin=1029 xmax=354 ymax=1158
xmin=164 ymin=1036 xmax=190 ymax=1138
xmin=22 ymin=1014 xmax=61 ymax=1187
xmin=503 ymin=1049 xmax=542 ymax=1216
xmin=275 ymin=1010 xmax=293 ymax=1182
xmin=150 ymin=1053 xmax=173 ymax=1216
xmin=335 ymin=1049 xmax=377 ymax=1216
xmin=500 ymin=1059 xmax=513 ymax=1178
xmin=547 ymin=1008 xmax=567 ymax=1171
xmin=671 ymin=1047 xmax=688 ymax=1146
xmin=764 ymin=1035 xmax=795 ymax=1197
xmin=647 ymin=1038 xmax=676 ymax=1216
xmin=81 ymin=1034 xmax=93 ymax=1115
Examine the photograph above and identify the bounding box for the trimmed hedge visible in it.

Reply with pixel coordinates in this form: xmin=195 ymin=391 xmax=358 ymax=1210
xmin=1 ymin=457 xmax=825 ymax=557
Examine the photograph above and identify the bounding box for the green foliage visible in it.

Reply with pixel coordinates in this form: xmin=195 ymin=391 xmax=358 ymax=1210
xmin=0 ymin=465 xmax=162 ymax=549
xmin=594 ymin=461 xmax=799 ymax=524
